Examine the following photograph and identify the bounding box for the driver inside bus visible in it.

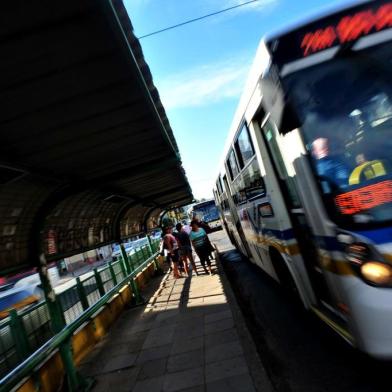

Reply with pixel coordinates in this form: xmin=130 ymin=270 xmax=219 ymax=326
xmin=349 ymin=152 xmax=387 ymax=185
xmin=311 ymin=137 xmax=349 ymax=191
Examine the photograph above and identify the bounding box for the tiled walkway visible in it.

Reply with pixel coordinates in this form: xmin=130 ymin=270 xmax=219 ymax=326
xmin=79 ymin=235 xmax=265 ymax=392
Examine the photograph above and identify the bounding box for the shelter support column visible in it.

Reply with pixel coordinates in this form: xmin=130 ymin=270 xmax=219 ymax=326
xmin=119 ymin=244 xmax=143 ymax=304
xmin=37 ymin=254 xmax=91 ymax=391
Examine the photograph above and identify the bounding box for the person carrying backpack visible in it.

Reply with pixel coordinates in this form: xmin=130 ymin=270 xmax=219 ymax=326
xmin=189 ymin=220 xmax=213 ymax=275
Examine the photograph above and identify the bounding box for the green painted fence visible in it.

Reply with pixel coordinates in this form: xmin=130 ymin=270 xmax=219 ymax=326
xmin=0 ymin=238 xmax=161 ymax=381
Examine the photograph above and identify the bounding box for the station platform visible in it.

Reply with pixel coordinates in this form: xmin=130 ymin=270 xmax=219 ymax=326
xmin=78 ymin=232 xmax=271 ymax=392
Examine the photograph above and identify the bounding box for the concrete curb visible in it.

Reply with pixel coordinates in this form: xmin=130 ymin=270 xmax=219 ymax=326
xmin=214 ymin=243 xmax=275 ymax=392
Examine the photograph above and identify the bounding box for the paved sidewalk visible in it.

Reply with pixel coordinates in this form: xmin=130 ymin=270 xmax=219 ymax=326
xmin=79 ymin=238 xmax=264 ymax=392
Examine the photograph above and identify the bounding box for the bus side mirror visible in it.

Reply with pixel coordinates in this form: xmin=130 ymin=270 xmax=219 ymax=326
xmin=279 ymin=101 xmax=302 ymax=135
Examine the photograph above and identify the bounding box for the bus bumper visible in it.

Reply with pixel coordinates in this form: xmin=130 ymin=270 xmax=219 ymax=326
xmin=347 ymin=278 xmax=392 ymax=359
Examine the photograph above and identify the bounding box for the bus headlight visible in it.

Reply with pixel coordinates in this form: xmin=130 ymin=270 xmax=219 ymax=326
xmin=361 ymin=262 xmax=392 ymax=286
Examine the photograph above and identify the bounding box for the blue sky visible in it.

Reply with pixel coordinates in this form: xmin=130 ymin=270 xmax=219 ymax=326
xmin=125 ymin=0 xmax=349 ymax=200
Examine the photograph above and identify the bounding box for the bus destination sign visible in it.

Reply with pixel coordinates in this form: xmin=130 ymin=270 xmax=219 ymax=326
xmin=267 ymin=1 xmax=392 ymax=69
xmin=301 ymin=2 xmax=392 ymax=56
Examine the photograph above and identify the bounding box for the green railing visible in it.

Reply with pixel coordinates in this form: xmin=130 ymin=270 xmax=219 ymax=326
xmin=0 ymin=238 xmax=161 ymax=385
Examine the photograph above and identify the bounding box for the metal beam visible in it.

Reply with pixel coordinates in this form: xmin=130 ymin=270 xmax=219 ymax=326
xmin=100 ymin=0 xmax=181 ymax=160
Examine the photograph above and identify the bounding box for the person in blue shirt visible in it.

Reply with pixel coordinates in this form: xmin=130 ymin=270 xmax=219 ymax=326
xmin=312 ymin=137 xmax=349 ymax=191
xmin=189 ymin=220 xmax=213 ymax=275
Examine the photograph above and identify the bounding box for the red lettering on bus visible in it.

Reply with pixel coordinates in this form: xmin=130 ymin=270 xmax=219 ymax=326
xmin=336 ymin=11 xmax=374 ymax=42
xmin=375 ymin=4 xmax=392 ymax=30
xmin=335 ymin=180 xmax=392 ymax=215
xmin=301 ymin=27 xmax=337 ymax=56
xmin=300 ymin=3 xmax=392 ymax=56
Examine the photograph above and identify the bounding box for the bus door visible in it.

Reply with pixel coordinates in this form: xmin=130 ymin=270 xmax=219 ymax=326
xmin=223 ymin=175 xmax=252 ymax=258
xmin=261 ymin=120 xmax=336 ymax=310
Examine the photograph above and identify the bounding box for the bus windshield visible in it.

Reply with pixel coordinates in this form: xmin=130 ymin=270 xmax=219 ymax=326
xmin=285 ymin=42 xmax=392 ymax=226
xmin=192 ymin=201 xmax=220 ymax=223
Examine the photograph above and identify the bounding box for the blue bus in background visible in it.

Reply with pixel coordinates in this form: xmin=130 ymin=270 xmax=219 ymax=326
xmin=191 ymin=199 xmax=222 ymax=231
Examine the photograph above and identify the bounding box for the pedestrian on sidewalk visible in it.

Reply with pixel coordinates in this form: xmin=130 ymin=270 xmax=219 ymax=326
xmin=175 ymin=222 xmax=198 ymax=276
xmin=189 ymin=220 xmax=213 ymax=275
xmin=159 ymin=233 xmax=171 ymax=272
xmin=195 ymin=218 xmax=215 ymax=261
xmin=163 ymin=226 xmax=182 ymax=279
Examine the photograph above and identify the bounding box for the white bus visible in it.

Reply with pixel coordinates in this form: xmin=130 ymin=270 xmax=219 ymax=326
xmin=214 ymin=0 xmax=392 ymax=358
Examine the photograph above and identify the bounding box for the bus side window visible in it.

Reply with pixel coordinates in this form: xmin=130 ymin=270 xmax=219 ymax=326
xmin=221 ymin=199 xmax=229 ymax=211
xmin=232 ymin=158 xmax=266 ymax=204
xmin=222 ymin=175 xmax=228 ymax=192
xmin=219 ymin=176 xmax=225 ymax=193
xmin=262 ymin=120 xmax=301 ymax=208
xmin=227 ymin=149 xmax=239 ymax=180
xmin=235 ymin=123 xmax=255 ymax=169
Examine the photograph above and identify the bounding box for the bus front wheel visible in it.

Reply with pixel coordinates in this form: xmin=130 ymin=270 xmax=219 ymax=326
xmin=269 ymin=248 xmax=299 ymax=298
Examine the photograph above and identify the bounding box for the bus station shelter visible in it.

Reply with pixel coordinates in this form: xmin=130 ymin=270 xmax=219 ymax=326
xmin=0 ymin=0 xmax=192 ymax=389
xmin=0 ymin=0 xmax=192 ymax=276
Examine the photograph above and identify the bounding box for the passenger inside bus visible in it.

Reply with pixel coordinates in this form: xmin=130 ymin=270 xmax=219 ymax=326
xmin=307 ymin=95 xmax=392 ymax=187
xmin=311 ymin=137 xmax=349 ymax=191
xmin=284 ymin=41 xmax=392 ymax=222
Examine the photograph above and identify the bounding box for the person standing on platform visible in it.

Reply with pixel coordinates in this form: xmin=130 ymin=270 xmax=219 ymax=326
xmin=181 ymin=220 xmax=191 ymax=234
xmin=195 ymin=218 xmax=215 ymax=261
xmin=189 ymin=220 xmax=213 ymax=275
xmin=175 ymin=222 xmax=197 ymax=276
xmin=163 ymin=226 xmax=182 ymax=279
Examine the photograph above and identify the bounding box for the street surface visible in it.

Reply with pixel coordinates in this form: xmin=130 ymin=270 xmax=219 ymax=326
xmin=213 ymin=231 xmax=392 ymax=392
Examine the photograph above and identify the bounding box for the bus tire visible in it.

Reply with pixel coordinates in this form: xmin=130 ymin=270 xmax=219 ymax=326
xmin=269 ymin=247 xmax=299 ymax=298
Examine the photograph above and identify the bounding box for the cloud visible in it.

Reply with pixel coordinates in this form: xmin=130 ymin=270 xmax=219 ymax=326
xmin=157 ymin=57 xmax=251 ymax=109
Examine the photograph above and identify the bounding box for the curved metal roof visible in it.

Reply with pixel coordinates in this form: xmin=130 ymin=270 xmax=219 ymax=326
xmin=0 ymin=0 xmax=193 ymax=274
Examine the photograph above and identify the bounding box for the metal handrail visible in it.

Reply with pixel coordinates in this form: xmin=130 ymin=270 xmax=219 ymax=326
xmin=0 ymin=251 xmax=159 ymax=392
